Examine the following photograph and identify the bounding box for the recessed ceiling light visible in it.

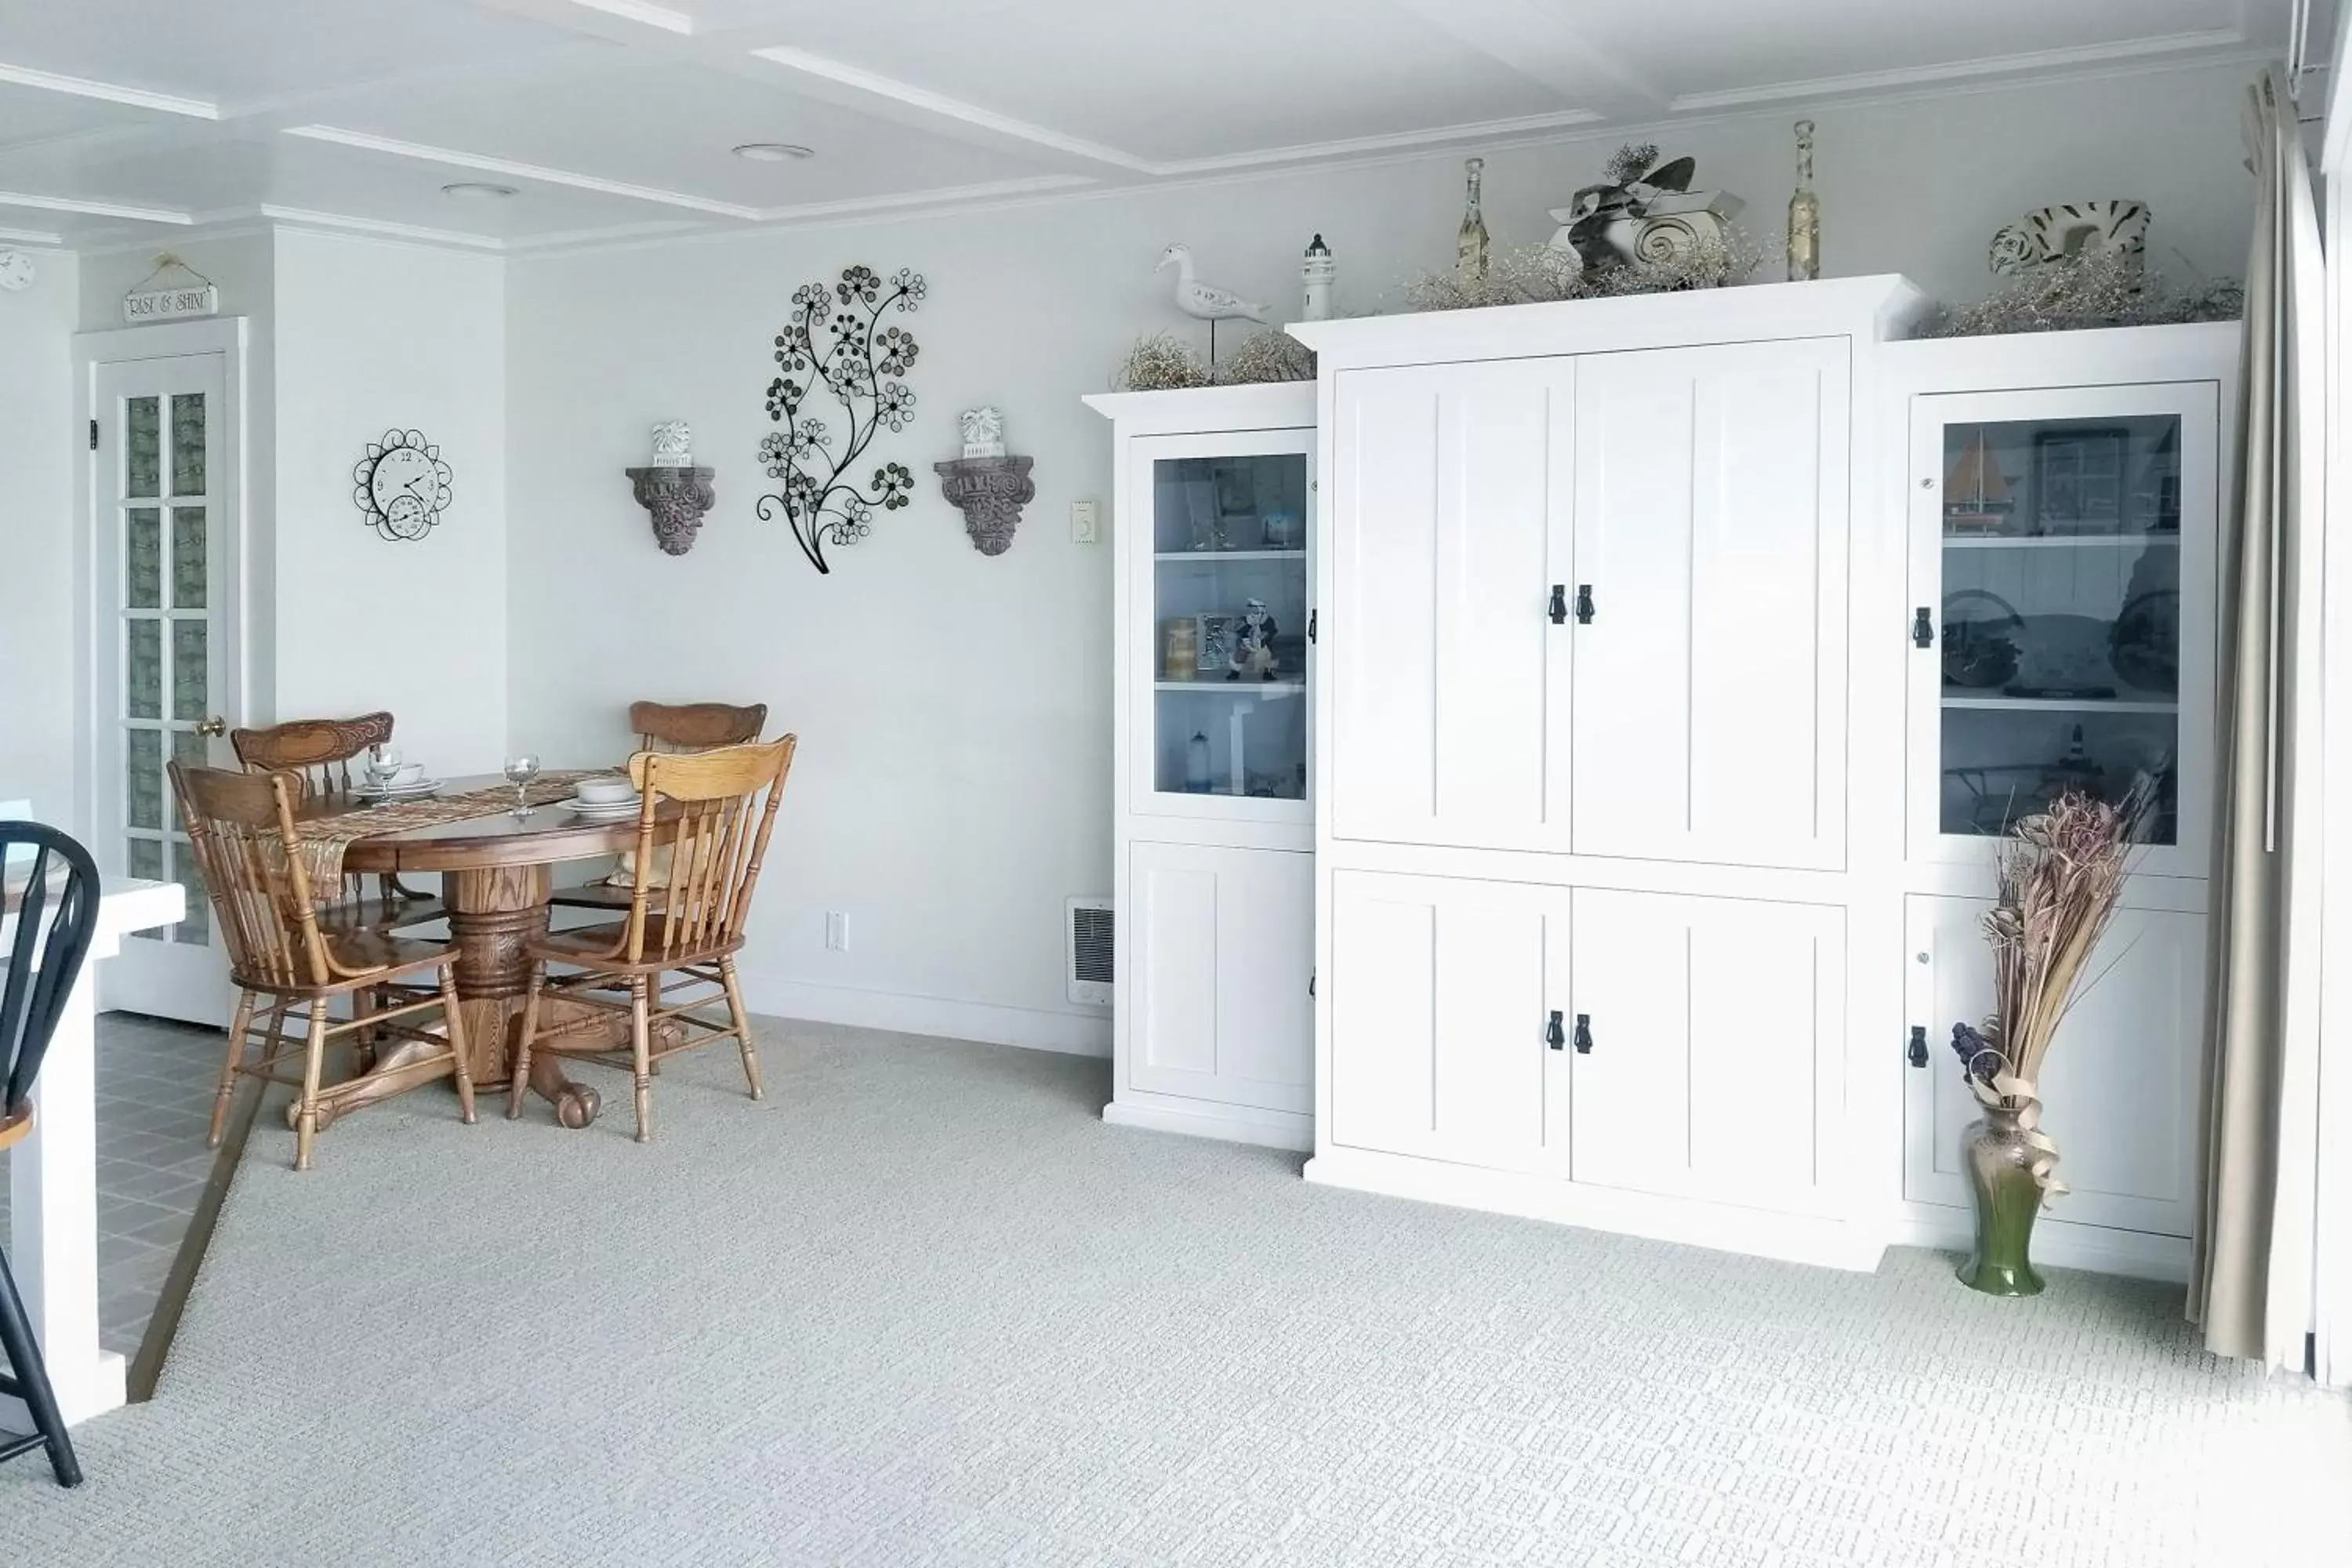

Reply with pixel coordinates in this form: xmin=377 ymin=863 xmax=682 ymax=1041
xmin=731 ymin=142 xmax=815 ymax=162
xmin=441 ymin=181 xmax=517 ymax=200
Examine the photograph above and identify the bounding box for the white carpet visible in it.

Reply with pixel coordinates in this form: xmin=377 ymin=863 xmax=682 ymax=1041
xmin=6 ymin=1021 xmax=2347 ymax=1567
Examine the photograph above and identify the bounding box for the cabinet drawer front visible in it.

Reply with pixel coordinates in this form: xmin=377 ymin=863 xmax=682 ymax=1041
xmin=1570 ymin=338 xmax=1850 ymax=870
xmin=1327 ymin=361 xmax=1575 ymax=852
xmin=1127 ymin=842 xmax=1313 ymax=1113
xmin=1569 ymin=889 xmax=1844 ymax=1208
xmin=1327 ymin=869 xmax=1568 ymax=1171
xmin=1903 ymin=895 xmax=2201 ymax=1235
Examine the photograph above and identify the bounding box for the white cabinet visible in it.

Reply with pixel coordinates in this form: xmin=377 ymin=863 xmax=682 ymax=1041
xmin=1127 ymin=840 xmax=1312 ymax=1116
xmin=1570 ymin=339 xmax=1849 ymax=870
xmin=1087 ymin=385 xmax=1318 ymax=1152
xmin=1903 ymin=894 xmax=2204 ymax=1238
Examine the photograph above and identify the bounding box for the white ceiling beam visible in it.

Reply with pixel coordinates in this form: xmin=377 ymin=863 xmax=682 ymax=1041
xmin=1383 ymin=0 xmax=1666 ymax=114
xmin=0 ymin=223 xmax=65 ymax=245
xmin=1155 ymin=107 xmax=1603 ymax=176
xmin=0 ymin=189 xmax=191 ymax=223
xmin=281 ymin=125 xmax=764 ymax=219
xmin=1669 ymin=29 xmax=2249 ymax=112
xmin=0 ymin=61 xmax=218 ymax=120
xmin=553 ymin=0 xmax=695 ymax=33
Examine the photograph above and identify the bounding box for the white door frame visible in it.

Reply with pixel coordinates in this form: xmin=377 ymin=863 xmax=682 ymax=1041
xmin=71 ymin=319 xmax=252 ymax=954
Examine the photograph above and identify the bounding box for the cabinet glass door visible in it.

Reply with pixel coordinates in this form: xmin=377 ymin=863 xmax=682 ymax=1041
xmin=1134 ymin=437 xmax=1311 ymax=820
xmin=1911 ymin=383 xmax=2217 ymax=874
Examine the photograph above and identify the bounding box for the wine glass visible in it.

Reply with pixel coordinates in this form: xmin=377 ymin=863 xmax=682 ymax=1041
xmin=503 ymin=753 xmax=541 ymax=818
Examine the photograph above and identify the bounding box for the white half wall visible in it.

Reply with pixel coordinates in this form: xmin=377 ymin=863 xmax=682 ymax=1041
xmin=504 ymin=61 xmax=2259 ymax=1055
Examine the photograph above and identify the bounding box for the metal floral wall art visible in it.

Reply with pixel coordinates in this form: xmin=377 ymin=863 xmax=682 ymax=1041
xmin=756 ymin=263 xmax=926 ymax=575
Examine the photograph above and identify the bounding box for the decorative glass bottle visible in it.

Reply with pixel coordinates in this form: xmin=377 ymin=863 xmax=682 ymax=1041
xmin=1786 ymin=120 xmax=1820 ymax=281
xmin=1456 ymin=158 xmax=1490 ymax=287
xmin=1185 ymin=730 xmax=1211 ymax=793
xmin=1957 ymin=1100 xmax=2048 ymax=1297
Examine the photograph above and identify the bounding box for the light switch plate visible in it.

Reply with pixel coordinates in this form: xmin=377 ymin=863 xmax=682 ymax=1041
xmin=825 ymin=910 xmax=849 ymax=951
xmin=1071 ymin=499 xmax=1098 ymax=544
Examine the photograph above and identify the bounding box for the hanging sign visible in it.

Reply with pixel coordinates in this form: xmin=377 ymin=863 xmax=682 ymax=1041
xmin=122 ymin=253 xmax=218 ymax=324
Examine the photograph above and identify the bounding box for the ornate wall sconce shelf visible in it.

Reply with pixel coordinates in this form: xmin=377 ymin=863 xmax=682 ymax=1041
xmin=627 ymin=465 xmax=717 ymax=557
xmin=935 ymin=407 xmax=1033 ymax=557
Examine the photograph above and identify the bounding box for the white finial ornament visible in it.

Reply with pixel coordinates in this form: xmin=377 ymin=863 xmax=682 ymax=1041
xmin=1300 ymin=234 xmax=1335 ymax=323
xmin=651 ymin=420 xmax=692 ymax=466
xmin=959 ymin=406 xmax=1007 ymax=459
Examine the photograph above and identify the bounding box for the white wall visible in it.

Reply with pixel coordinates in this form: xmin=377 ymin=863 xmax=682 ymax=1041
xmin=272 ymin=230 xmax=507 ymax=764
xmin=505 ymin=61 xmax=2260 ymax=1054
xmin=0 ymin=249 xmax=80 ymax=821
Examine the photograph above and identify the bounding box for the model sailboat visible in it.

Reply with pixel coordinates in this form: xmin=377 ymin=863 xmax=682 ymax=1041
xmin=1944 ymin=429 xmax=2015 ymax=535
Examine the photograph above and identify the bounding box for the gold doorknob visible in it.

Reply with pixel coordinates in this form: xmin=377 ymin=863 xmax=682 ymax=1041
xmin=196 ymin=716 xmax=227 ymax=738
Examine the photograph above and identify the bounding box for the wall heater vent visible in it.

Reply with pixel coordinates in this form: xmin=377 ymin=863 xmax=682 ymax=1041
xmin=1067 ymin=898 xmax=1114 ymax=1006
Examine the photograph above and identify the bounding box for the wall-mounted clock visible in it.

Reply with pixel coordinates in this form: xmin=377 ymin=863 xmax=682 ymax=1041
xmin=0 ymin=249 xmax=34 ymax=292
xmin=352 ymin=428 xmax=452 ymax=542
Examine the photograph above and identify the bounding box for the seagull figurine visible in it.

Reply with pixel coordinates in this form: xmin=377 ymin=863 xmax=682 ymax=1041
xmin=1156 ymin=242 xmax=1270 ymax=362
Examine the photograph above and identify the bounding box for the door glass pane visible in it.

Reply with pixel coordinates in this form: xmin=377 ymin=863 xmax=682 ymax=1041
xmin=1149 ymin=452 xmax=1309 ymax=800
xmin=127 ymin=506 xmax=162 ymax=608
xmin=172 ymin=620 xmax=208 ymax=720
xmin=171 ymin=839 xmax=209 ymax=946
xmin=126 ymin=728 xmax=162 ymax=830
xmin=127 ymin=837 xmax=165 ymax=939
xmin=172 ymin=728 xmax=209 ymax=770
xmin=1939 ymin=414 xmax=2180 ymax=843
xmin=127 ymin=620 xmax=162 ymax=717
xmin=172 ymin=506 xmax=207 ymax=608
xmin=125 ymin=396 xmax=160 ymax=498
xmin=171 ymin=392 xmax=206 ymax=496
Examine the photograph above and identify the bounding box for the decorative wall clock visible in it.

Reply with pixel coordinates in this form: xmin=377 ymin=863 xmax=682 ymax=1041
xmin=353 ymin=428 xmax=453 ymax=542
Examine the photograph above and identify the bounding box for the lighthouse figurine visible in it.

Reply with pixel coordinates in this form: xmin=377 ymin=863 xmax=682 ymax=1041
xmin=1301 ymin=234 xmax=1335 ymax=322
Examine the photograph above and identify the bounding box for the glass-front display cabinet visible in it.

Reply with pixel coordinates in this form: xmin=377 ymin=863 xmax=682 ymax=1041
xmin=1908 ymin=381 xmax=2219 ymax=877
xmin=1127 ymin=429 xmax=1312 ymax=826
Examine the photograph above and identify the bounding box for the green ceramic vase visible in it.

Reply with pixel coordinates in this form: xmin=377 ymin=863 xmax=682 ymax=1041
xmin=1957 ymin=1103 xmax=2046 ymax=1297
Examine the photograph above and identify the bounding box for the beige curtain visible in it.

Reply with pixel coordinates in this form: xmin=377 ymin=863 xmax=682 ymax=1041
xmin=2190 ymin=71 xmax=2326 ymax=1369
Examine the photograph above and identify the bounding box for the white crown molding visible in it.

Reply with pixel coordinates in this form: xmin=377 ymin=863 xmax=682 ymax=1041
xmin=1154 ymin=107 xmax=1604 ymax=175
xmin=250 ymin=204 xmax=510 ymax=251
xmin=1668 ymin=28 xmax=2252 ymax=111
xmin=556 ymin=0 xmax=694 ymax=32
xmin=0 ymin=223 xmax=65 ymax=245
xmin=0 ymin=188 xmax=191 ymax=223
xmin=750 ymin=44 xmax=1155 ymax=172
xmin=281 ymin=125 xmax=765 ymax=219
xmin=0 ymin=60 xmax=218 ymax=119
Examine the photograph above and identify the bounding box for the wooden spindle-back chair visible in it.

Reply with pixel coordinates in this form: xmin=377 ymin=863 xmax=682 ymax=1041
xmin=230 ymin=712 xmax=441 ymax=928
xmin=0 ymin=822 xmax=101 ymax=1488
xmin=511 ymin=736 xmax=796 ymax=1142
xmin=167 ymin=762 xmax=477 ymax=1170
xmin=548 ymin=700 xmax=768 ymax=914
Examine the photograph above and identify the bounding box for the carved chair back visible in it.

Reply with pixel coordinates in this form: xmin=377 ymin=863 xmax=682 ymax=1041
xmin=615 ymin=738 xmax=796 ymax=967
xmin=230 ymin=712 xmax=395 ymax=800
xmin=168 ymin=762 xmax=343 ymax=991
xmin=629 ymin=701 xmax=766 ymax=755
xmin=1 ymin=822 xmax=102 ymax=1142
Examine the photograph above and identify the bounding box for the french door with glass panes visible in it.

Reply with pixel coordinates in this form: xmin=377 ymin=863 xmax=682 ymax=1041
xmin=93 ymin=349 xmax=234 ymax=1024
xmin=1907 ymin=382 xmax=2219 ymax=877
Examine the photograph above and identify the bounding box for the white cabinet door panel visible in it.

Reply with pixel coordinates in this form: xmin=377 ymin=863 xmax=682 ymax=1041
xmin=1328 ymin=361 xmax=1573 ymax=851
xmin=1904 ymin=895 xmax=2202 ymax=1235
xmin=1571 ymin=890 xmax=1843 ymax=1208
xmin=1571 ymin=338 xmax=1849 ymax=869
xmin=1127 ymin=842 xmax=1313 ymax=1113
xmin=1327 ymin=870 xmax=1569 ymax=1171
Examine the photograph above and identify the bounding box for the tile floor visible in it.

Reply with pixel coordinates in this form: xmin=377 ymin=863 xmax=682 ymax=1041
xmin=0 ymin=1012 xmax=224 ymax=1355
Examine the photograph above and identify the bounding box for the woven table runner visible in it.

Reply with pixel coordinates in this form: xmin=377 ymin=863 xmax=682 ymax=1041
xmin=295 ymin=771 xmax=601 ymax=889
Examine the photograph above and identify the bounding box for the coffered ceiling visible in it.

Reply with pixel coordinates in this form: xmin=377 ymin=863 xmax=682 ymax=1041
xmin=0 ymin=0 xmax=2314 ymax=252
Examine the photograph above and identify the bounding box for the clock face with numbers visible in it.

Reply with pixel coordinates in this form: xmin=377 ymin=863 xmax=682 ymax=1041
xmin=351 ymin=429 xmax=452 ymax=541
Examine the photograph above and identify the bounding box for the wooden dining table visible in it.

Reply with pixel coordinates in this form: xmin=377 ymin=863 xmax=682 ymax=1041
xmin=307 ymin=775 xmax=681 ymax=1132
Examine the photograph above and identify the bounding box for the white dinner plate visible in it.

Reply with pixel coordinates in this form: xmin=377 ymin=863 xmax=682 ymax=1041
xmin=566 ymin=796 xmax=641 ymax=817
xmin=357 ymin=779 xmax=439 ymax=800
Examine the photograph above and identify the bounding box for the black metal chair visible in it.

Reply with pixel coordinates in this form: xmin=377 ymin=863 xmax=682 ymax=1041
xmin=0 ymin=822 xmax=100 ymax=1488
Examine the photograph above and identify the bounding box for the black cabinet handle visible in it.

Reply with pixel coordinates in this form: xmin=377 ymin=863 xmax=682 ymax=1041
xmin=1545 ymin=1010 xmax=1565 ymax=1050
xmin=1907 ymin=1025 xmax=1929 ymax=1068
xmin=1912 ymin=606 xmax=1934 ymax=648
xmin=1573 ymin=1014 xmax=1593 ymax=1054
xmin=1548 ymin=585 xmax=1567 ymax=625
xmin=1574 ymin=585 xmax=1595 ymax=625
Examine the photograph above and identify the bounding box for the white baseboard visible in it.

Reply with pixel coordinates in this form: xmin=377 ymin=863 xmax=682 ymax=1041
xmin=1886 ymin=1205 xmax=2192 ymax=1283
xmin=1304 ymin=1147 xmax=1888 ymax=1272
xmin=1103 ymin=1098 xmax=1312 ymax=1152
xmin=734 ymin=972 xmax=1111 ymax=1058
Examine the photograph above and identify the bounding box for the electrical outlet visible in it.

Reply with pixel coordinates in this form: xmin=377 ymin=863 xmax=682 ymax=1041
xmin=1071 ymin=499 xmax=1098 ymax=544
xmin=825 ymin=910 xmax=850 ymax=952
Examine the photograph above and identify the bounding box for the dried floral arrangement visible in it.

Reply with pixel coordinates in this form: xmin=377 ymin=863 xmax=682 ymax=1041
xmin=1117 ymin=327 xmax=1317 ymax=390
xmin=1948 ymin=780 xmax=2154 ymax=1203
xmin=1930 ymin=249 xmax=2243 ymax=338
xmin=755 ymin=263 xmax=926 ymax=575
xmin=1396 ymin=224 xmax=1766 ymax=314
